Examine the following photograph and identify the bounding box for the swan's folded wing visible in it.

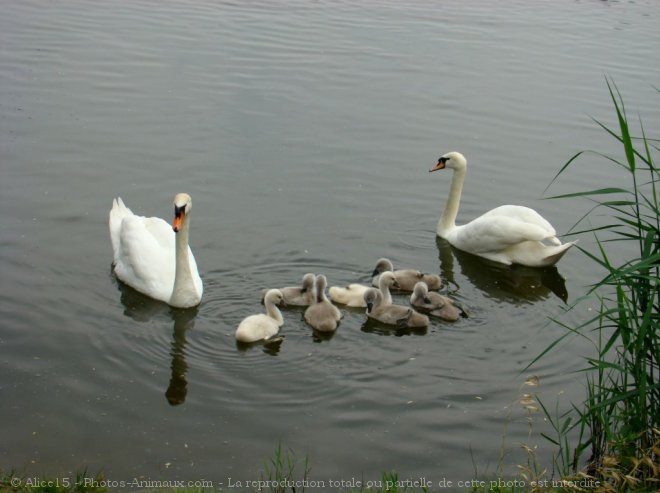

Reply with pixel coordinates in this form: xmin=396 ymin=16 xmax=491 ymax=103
xmin=481 ymin=205 xmax=557 ymax=237
xmin=142 ymin=217 xmax=174 ymax=249
xmin=109 ymin=197 xmax=134 ymax=263
xmin=455 ymin=214 xmax=554 ymax=254
xmin=115 ymin=215 xmax=175 ymax=302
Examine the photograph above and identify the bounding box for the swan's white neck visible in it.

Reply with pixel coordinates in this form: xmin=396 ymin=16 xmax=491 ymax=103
xmin=437 ymin=166 xmax=466 ymax=237
xmin=265 ymin=300 xmax=284 ymax=325
xmin=170 ymin=216 xmax=198 ymax=307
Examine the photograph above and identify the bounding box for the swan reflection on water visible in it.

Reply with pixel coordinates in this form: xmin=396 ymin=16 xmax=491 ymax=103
xmin=435 ymin=237 xmax=569 ymax=303
xmin=116 ymin=279 xmax=198 ymax=406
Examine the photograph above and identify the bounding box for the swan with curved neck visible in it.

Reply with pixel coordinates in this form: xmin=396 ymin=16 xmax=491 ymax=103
xmin=430 ymin=152 xmax=576 ymax=267
xmin=109 ymin=193 xmax=203 ymax=308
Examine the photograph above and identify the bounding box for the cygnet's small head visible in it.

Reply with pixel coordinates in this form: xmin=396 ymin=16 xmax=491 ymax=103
xmin=172 ymin=193 xmax=193 ymax=233
xmin=412 ymin=282 xmax=431 ymax=303
xmin=301 ymin=273 xmax=316 ymax=292
xmin=265 ymin=289 xmax=286 ymax=307
xmin=429 ymin=151 xmax=467 ymax=172
xmin=372 ymin=257 xmax=394 ymax=277
xmin=363 ymin=288 xmax=382 ymax=313
xmin=412 ymin=281 xmax=429 ymax=298
xmin=380 ymin=271 xmax=400 ymax=290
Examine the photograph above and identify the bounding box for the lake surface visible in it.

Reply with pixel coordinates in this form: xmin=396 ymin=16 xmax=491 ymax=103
xmin=1 ymin=0 xmax=659 ymax=489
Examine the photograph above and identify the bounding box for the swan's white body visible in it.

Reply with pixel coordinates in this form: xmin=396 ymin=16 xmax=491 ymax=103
xmin=109 ymin=195 xmax=203 ymax=308
xmin=329 ymin=271 xmax=398 ymax=308
xmin=431 ymin=152 xmax=576 ymax=267
xmin=235 ymin=289 xmax=285 ymax=343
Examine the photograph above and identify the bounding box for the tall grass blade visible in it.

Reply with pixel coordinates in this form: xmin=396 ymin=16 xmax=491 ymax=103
xmin=534 ymin=81 xmax=658 ymax=490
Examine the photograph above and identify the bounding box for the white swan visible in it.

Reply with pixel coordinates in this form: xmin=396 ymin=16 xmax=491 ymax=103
xmin=304 ymin=275 xmax=342 ymax=332
xmin=329 ymin=271 xmax=399 ymax=308
xmin=109 ymin=193 xmax=203 ymax=308
xmin=235 ymin=289 xmax=285 ymax=343
xmin=364 ymin=288 xmax=429 ymax=328
xmin=430 ymin=152 xmax=576 ymax=267
xmin=371 ymin=257 xmax=442 ymax=291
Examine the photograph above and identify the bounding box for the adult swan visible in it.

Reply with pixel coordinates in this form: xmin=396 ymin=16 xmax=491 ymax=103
xmin=109 ymin=193 xmax=203 ymax=308
xmin=430 ymin=152 xmax=575 ymax=267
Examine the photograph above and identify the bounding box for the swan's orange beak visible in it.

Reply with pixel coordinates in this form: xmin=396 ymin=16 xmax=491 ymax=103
xmin=172 ymin=214 xmax=183 ymax=233
xmin=429 ymin=160 xmax=446 ymax=172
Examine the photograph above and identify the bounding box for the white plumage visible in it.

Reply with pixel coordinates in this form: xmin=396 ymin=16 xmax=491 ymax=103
xmin=236 ymin=289 xmax=285 ymax=343
xmin=430 ymin=152 xmax=576 ymax=267
xmin=109 ymin=194 xmax=203 ymax=308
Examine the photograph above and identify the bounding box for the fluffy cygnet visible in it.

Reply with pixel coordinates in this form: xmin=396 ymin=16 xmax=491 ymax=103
xmin=260 ymin=273 xmax=316 ymax=306
xmin=304 ymin=274 xmax=342 ymax=332
xmin=371 ymin=257 xmax=442 ymax=291
xmin=236 ymin=289 xmax=285 ymax=343
xmin=363 ymin=288 xmax=429 ymax=329
xmin=329 ymin=271 xmax=399 ymax=308
xmin=410 ymin=282 xmax=463 ymax=322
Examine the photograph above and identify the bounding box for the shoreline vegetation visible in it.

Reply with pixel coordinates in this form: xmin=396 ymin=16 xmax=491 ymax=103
xmin=2 ymin=83 xmax=657 ymax=493
xmin=533 ymin=79 xmax=658 ymax=492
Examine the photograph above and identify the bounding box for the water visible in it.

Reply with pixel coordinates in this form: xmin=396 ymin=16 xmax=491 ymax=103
xmin=1 ymin=0 xmax=659 ymax=488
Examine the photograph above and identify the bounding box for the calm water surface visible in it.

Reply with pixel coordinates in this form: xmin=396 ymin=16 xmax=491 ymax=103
xmin=1 ymin=0 xmax=659 ymax=489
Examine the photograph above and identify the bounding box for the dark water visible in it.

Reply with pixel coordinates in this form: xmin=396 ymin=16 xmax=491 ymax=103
xmin=1 ymin=0 xmax=659 ymax=489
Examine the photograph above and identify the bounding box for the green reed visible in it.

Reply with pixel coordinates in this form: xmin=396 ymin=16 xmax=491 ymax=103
xmin=535 ymin=79 xmax=659 ymax=489
xmin=259 ymin=444 xmax=311 ymax=493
